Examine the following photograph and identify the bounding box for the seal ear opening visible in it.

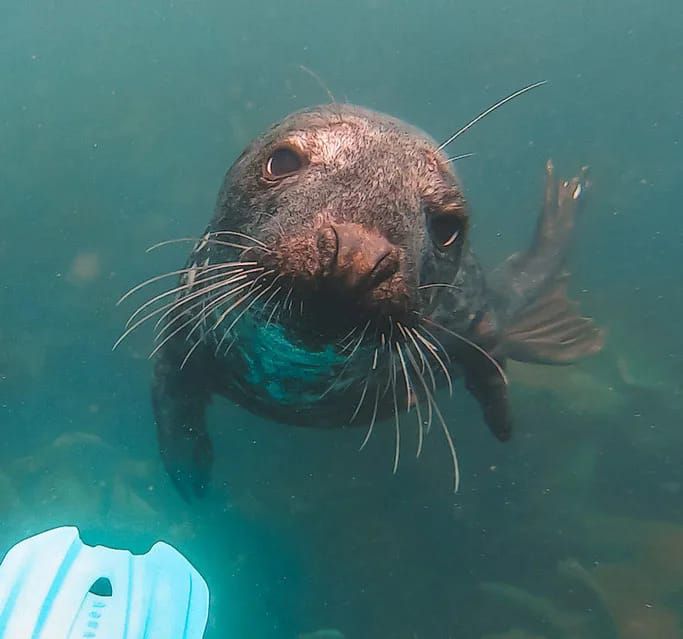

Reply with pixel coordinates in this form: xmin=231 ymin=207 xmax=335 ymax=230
xmin=501 ymin=274 xmax=604 ymax=365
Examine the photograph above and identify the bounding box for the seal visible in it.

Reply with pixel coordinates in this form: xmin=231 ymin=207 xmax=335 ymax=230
xmin=118 ymin=97 xmax=603 ymax=499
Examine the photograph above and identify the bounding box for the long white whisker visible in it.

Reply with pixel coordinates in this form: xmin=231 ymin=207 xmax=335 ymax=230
xmin=429 ymin=390 xmax=460 ymax=493
xmin=381 ymin=338 xmax=395 ymax=397
xmin=117 ymin=261 xmax=257 ymax=306
xmin=405 ymin=345 xmax=461 ymax=492
xmin=265 ymin=297 xmax=284 ymax=327
xmin=211 ymin=275 xmax=275 ymax=354
xmin=257 ymin=284 xmax=283 ymax=319
xmin=405 ymin=327 xmax=434 ymax=432
xmin=146 ymin=237 xmax=267 ymax=254
xmin=178 ymin=281 xmax=262 ymax=348
xmin=350 ymin=373 xmax=371 ymax=424
xmin=152 ymin=268 xmax=265 ymax=339
xmin=396 ymin=341 xmax=423 ymax=459
xmin=437 ymin=80 xmax=547 ymax=151
xmin=113 ymin=277 xmax=237 ymax=350
xmin=413 ymin=329 xmax=454 ymax=396
xmin=423 ymin=318 xmax=509 ymax=386
xmin=402 ymin=338 xmax=432 ymax=454
xmin=350 ymin=347 xmax=379 ymax=423
xmin=208 ymin=230 xmax=268 ymax=248
xmin=359 ymin=384 xmax=381 ymax=451
xmin=395 ymin=342 xmax=413 ymax=412
xmin=127 ymin=266 xmax=256 ymax=329
xmin=446 ymin=152 xmax=476 ymax=163
xmin=211 ymin=271 xmax=275 ymax=332
xmin=223 ymin=276 xmax=282 ymax=338
xmin=280 ymin=287 xmax=294 ymax=317
xmin=149 ymin=274 xmax=269 ymax=358
xmin=420 ymin=325 xmax=452 ymax=362
xmin=390 ymin=354 xmax=401 ymax=475
xmin=188 ymin=275 xmax=267 ymax=338
xmin=418 ymin=283 xmax=462 ymax=291
xmin=170 ymin=284 xmax=258 ymax=360
xmin=319 ymin=320 xmax=371 ymax=399
xmin=337 ymin=325 xmax=360 ymax=351
xmin=179 ymin=338 xmax=204 ymax=370
xmin=220 ymin=282 xmax=279 ymax=355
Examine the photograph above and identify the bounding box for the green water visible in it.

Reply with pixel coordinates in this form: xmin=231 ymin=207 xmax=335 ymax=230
xmin=1 ymin=0 xmax=682 ymax=637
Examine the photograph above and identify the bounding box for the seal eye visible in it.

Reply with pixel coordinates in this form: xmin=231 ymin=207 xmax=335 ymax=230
xmin=427 ymin=210 xmax=463 ymax=251
xmin=264 ymin=146 xmax=304 ymax=179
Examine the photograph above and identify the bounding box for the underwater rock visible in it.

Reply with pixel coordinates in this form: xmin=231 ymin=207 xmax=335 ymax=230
xmin=481 ymin=509 xmax=683 ymax=639
xmin=570 ymin=514 xmax=683 ymax=639
xmin=0 ymin=431 xmax=196 ymax=547
xmin=507 ymin=360 xmax=622 ymax=418
xmin=480 ymin=556 xmax=619 ymax=639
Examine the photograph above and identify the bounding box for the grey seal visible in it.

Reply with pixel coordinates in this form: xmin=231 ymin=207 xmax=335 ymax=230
xmin=118 ymin=96 xmax=603 ymax=499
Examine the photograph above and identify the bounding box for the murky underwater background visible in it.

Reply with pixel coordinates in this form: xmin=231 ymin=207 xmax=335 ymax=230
xmin=1 ymin=0 xmax=682 ymax=637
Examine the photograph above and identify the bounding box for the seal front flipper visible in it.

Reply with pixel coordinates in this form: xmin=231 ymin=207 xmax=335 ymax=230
xmin=151 ymin=338 xmax=214 ymax=501
xmin=428 ymin=319 xmax=512 ymax=442
xmin=454 ymin=270 xmax=603 ymax=443
xmin=461 ymin=346 xmax=511 ymax=442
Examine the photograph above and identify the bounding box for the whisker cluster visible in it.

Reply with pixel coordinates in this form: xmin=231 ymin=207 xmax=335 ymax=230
xmin=331 ymin=305 xmax=509 ymax=493
xmin=326 ymin=312 xmax=468 ymax=492
xmin=113 ymin=231 xmax=291 ymax=369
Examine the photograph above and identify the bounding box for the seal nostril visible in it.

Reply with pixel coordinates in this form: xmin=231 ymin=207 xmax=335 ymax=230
xmin=316 ymin=225 xmax=340 ymax=274
xmin=367 ymin=248 xmax=398 ymax=287
xmin=330 ymin=225 xmax=340 ymax=266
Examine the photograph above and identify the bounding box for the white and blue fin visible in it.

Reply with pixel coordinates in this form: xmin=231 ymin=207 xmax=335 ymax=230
xmin=0 ymin=526 xmax=209 ymax=639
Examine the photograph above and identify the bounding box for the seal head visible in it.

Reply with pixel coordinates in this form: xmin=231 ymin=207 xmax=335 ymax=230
xmin=217 ymin=105 xmax=468 ymax=336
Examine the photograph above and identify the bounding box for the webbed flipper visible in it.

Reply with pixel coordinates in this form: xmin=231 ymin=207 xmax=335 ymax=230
xmin=151 ymin=337 xmax=214 ymax=501
xmin=490 ymin=160 xmax=604 ymax=363
xmin=491 ymin=162 xmax=588 ymax=314
xmin=501 ymin=273 xmax=604 ymax=364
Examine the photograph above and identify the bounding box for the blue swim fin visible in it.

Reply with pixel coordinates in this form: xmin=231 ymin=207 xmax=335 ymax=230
xmin=0 ymin=526 xmax=209 ymax=639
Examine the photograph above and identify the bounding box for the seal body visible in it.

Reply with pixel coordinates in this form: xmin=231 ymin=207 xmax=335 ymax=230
xmin=140 ymin=104 xmax=603 ymax=498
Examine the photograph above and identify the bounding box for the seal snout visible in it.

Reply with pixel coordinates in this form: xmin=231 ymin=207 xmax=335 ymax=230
xmin=319 ymin=223 xmax=399 ymax=293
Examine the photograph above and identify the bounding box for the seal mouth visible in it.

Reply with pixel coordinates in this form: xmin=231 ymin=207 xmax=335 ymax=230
xmin=288 ymin=284 xmax=406 ymax=345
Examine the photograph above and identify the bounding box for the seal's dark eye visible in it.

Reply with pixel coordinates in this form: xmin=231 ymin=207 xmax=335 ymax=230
xmin=427 ymin=210 xmax=463 ymax=251
xmin=264 ymin=146 xmax=304 ymax=179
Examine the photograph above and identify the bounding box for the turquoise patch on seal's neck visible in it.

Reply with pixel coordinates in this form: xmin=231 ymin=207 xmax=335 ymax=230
xmin=228 ymin=313 xmax=350 ymax=406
